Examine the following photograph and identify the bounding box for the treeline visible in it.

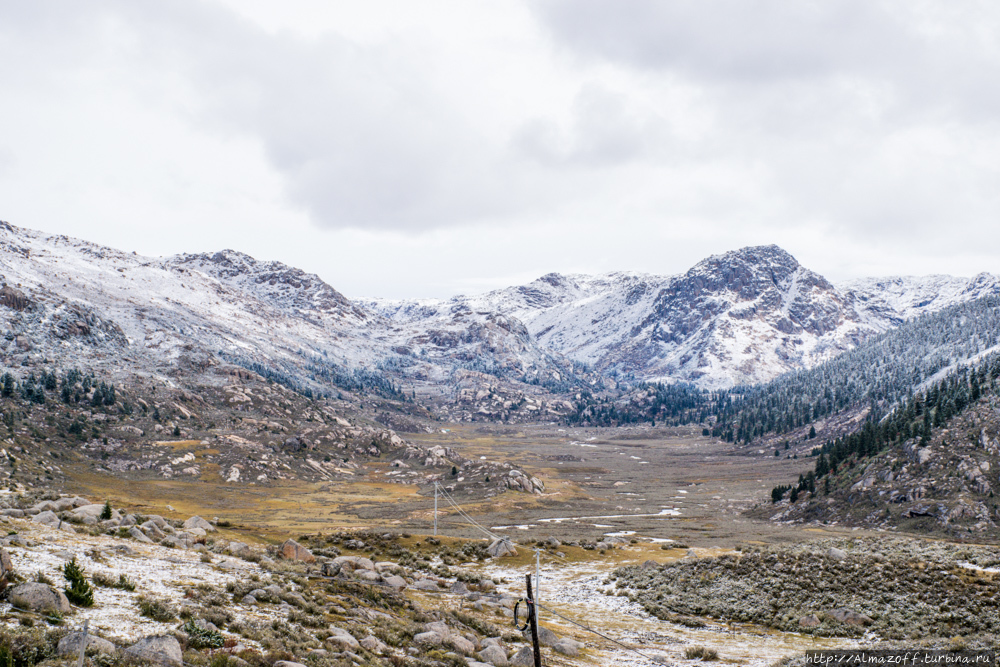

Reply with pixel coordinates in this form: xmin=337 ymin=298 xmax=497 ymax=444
xmin=714 ymin=294 xmax=1000 ymax=443
xmin=0 ymin=368 xmax=118 ymax=408
xmin=771 ymin=354 xmax=1000 ymax=503
xmin=566 ymin=382 xmax=713 ymax=427
xmin=565 ymin=294 xmax=1000 ymax=441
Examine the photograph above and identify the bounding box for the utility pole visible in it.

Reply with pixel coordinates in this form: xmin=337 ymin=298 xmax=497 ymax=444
xmin=433 ymin=482 xmax=438 ymax=536
xmin=525 ymin=573 xmax=542 ymax=667
xmin=76 ymin=619 xmax=89 ymax=667
xmin=534 ymin=548 xmax=541 ymax=605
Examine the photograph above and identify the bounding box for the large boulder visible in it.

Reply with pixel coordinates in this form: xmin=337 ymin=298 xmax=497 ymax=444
xmin=509 ymin=647 xmax=536 ymax=667
xmin=0 ymin=547 xmax=13 ymax=581
xmin=552 ymin=638 xmax=583 ymax=657
xmin=8 ymin=582 xmax=71 ymax=615
xmin=280 ymin=539 xmax=315 ymax=563
xmin=828 ymin=608 xmax=873 ymax=626
xmin=524 ymin=625 xmax=560 ymax=647
xmin=32 ymin=511 xmax=60 ymax=526
xmin=446 ymin=634 xmax=476 ymax=656
xmin=182 ymin=516 xmax=215 ymax=532
xmin=332 ymin=555 xmax=373 ymax=571
xmin=326 ymin=628 xmax=359 ymax=650
xmin=125 ymin=635 xmax=182 ymax=667
xmin=57 ymin=633 xmax=117 ymax=656
xmin=72 ymin=504 xmax=120 ymax=522
xmin=827 ymin=547 xmax=847 ymax=561
xmin=413 ymin=632 xmax=442 ymax=645
xmin=487 ymin=538 xmax=517 ymax=558
xmin=129 ymin=527 xmax=153 ymax=544
xmin=477 ymin=644 xmax=508 ymax=667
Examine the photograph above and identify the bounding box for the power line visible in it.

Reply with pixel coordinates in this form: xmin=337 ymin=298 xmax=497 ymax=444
xmin=435 ymin=484 xmax=502 ymax=541
xmin=538 ymin=603 xmax=667 ymax=665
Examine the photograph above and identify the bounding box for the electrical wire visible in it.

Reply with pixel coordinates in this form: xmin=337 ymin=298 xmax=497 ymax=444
xmin=436 ymin=483 xmax=503 ymax=542
xmin=538 ymin=602 xmax=666 ymax=664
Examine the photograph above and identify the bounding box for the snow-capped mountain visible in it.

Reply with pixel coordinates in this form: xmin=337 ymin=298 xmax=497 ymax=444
xmin=0 ymin=222 xmax=568 ymax=398
xmin=3 ymin=220 xmax=998 ymax=396
xmin=368 ymin=245 xmax=1000 ymax=389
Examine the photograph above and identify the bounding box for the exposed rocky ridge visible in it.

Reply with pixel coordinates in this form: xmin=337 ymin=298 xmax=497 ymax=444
xmin=0 ymin=360 xmax=544 ymax=499
xmin=765 ymin=391 xmax=1000 ymax=536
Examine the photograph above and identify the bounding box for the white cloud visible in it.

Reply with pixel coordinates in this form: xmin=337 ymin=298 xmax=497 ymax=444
xmin=1 ymin=1 xmax=1000 ymax=298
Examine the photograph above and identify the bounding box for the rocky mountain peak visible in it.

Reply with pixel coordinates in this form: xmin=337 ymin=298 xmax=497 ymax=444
xmin=683 ymin=244 xmax=816 ymax=300
xmin=171 ymin=251 xmax=365 ymax=321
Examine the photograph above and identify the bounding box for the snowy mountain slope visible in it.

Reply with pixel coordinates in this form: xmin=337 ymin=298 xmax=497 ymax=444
xmin=4 ymin=220 xmax=998 ymax=397
xmin=0 ymin=222 xmax=572 ymax=398
xmin=840 ymin=272 xmax=1000 ymax=326
xmin=367 ymin=245 xmax=1000 ymax=389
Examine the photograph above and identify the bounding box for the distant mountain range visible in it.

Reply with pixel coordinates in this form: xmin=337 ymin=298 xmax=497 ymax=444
xmin=366 ymin=245 xmax=1000 ymax=389
xmin=2 ymin=221 xmax=998 ymax=400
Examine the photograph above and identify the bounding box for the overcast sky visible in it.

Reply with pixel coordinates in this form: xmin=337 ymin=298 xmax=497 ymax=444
xmin=2 ymin=1 xmax=999 ymax=298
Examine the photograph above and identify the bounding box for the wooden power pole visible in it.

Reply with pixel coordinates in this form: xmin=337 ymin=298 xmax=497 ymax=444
xmin=525 ymin=573 xmax=542 ymax=667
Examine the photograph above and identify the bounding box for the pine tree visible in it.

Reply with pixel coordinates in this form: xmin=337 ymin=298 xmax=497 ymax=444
xmin=99 ymin=500 xmax=112 ymax=521
xmin=63 ymin=557 xmax=94 ymax=607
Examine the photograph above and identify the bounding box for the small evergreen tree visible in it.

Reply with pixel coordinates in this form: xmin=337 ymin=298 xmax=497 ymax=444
xmin=100 ymin=500 xmax=112 ymax=521
xmin=63 ymin=557 xmax=94 ymax=607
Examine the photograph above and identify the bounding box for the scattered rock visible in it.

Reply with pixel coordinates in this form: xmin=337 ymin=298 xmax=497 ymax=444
xmin=326 ymin=627 xmax=359 ymax=650
xmin=280 ymin=539 xmax=315 ymax=563
xmin=125 ymin=635 xmax=183 ymax=667
xmin=8 ymin=582 xmax=72 ymax=615
xmin=799 ymin=614 xmax=821 ymax=628
xmin=477 ymin=644 xmax=508 ymax=666
xmin=57 ymin=633 xmax=117 ymax=657
xmin=182 ymin=516 xmax=215 ymax=533
xmin=487 ymin=537 xmax=517 ymax=558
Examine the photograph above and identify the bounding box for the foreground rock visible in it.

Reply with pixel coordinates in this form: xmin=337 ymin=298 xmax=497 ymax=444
xmin=487 ymin=537 xmax=517 ymax=558
xmin=182 ymin=516 xmax=215 ymax=533
xmin=57 ymin=633 xmax=117 ymax=656
xmin=8 ymin=582 xmax=71 ymax=615
xmin=280 ymin=539 xmax=315 ymax=563
xmin=126 ymin=635 xmax=183 ymax=667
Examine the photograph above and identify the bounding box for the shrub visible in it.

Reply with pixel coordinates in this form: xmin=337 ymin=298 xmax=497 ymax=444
xmin=137 ymin=596 xmax=176 ymax=622
xmin=62 ymin=558 xmax=94 ymax=607
xmin=182 ymin=620 xmax=224 ymax=650
xmin=0 ymin=627 xmax=59 ymax=667
xmin=99 ymin=501 xmax=112 ymax=521
xmin=684 ymin=646 xmax=718 ymax=660
xmin=92 ymin=572 xmax=135 ymax=592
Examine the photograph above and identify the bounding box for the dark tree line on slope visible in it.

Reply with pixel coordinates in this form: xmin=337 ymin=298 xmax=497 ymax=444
xmin=0 ymin=367 xmax=119 ymax=408
xmin=771 ymin=355 xmax=1000 ymax=503
xmin=566 ymin=382 xmax=712 ymax=427
xmin=566 ymin=295 xmax=1000 ymax=439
